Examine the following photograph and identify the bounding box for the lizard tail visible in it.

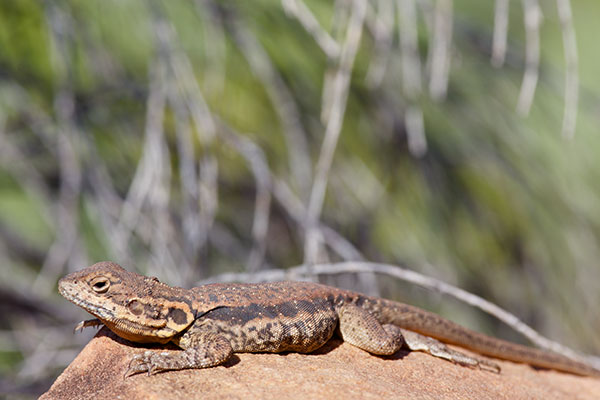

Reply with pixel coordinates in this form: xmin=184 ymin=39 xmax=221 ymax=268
xmin=372 ymin=297 xmax=600 ymax=377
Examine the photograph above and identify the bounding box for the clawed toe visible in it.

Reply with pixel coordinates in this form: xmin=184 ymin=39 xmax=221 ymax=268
xmin=124 ymin=351 xmax=153 ymax=378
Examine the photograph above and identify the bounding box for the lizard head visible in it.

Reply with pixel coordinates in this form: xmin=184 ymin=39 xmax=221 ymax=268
xmin=58 ymin=261 xmax=196 ymax=344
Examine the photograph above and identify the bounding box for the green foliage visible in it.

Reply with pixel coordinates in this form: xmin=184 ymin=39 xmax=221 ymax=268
xmin=1 ymin=1 xmax=600 ymax=396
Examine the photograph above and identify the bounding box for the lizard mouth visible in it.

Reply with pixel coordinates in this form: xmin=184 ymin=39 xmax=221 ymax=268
xmin=58 ymin=278 xmax=172 ymax=342
xmin=58 ymin=280 xmax=115 ymax=321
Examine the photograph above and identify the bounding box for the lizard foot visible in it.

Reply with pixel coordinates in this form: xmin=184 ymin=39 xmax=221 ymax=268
xmin=125 ymin=350 xmax=174 ymax=377
xmin=401 ymin=329 xmax=501 ymax=373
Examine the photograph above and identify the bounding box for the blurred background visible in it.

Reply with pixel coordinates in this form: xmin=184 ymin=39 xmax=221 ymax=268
xmin=1 ymin=0 xmax=600 ymax=397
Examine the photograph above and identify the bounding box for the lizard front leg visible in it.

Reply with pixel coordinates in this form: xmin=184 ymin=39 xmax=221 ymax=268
xmin=125 ymin=325 xmax=233 ymax=377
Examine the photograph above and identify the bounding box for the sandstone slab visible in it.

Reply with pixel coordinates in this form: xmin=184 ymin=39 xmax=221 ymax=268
xmin=41 ymin=327 xmax=600 ymax=399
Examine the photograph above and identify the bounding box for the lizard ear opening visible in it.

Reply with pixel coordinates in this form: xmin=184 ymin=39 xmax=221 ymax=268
xmin=90 ymin=277 xmax=110 ymax=293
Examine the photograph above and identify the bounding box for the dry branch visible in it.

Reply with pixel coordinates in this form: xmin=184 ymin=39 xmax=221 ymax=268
xmin=304 ymin=0 xmax=367 ymax=265
xmin=516 ymin=0 xmax=541 ymax=116
xmin=556 ymin=0 xmax=579 ymax=139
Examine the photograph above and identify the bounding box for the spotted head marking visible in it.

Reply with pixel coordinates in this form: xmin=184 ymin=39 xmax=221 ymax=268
xmin=58 ymin=261 xmax=195 ymax=344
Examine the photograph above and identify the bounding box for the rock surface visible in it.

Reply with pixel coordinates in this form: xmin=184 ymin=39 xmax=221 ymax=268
xmin=41 ymin=327 xmax=600 ymax=400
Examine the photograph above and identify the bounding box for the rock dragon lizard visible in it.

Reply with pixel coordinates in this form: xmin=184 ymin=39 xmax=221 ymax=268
xmin=58 ymin=261 xmax=600 ymax=377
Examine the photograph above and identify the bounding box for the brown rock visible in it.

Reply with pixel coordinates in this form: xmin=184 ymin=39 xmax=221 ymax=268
xmin=41 ymin=327 xmax=600 ymax=400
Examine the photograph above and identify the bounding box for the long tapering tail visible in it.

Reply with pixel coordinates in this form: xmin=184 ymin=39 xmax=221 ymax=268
xmin=363 ymin=296 xmax=599 ymax=377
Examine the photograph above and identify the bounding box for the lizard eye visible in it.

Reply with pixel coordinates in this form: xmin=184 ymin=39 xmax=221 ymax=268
xmin=90 ymin=277 xmax=110 ymax=293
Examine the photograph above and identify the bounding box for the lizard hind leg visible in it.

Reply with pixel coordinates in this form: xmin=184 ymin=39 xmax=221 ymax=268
xmin=400 ymin=329 xmax=501 ymax=373
xmin=337 ymin=303 xmax=404 ymax=355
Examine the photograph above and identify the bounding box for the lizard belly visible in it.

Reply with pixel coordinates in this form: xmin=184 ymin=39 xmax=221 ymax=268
xmin=197 ymin=299 xmax=339 ymax=353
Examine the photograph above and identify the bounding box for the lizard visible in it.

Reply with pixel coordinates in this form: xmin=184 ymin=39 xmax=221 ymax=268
xmin=58 ymin=261 xmax=600 ymax=377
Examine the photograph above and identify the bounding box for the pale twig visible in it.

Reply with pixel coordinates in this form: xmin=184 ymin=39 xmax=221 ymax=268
xmin=33 ymin=129 xmax=81 ymax=292
xmin=556 ymin=0 xmax=578 ymax=139
xmin=281 ymin=0 xmax=341 ymax=59
xmin=72 ymin=102 xmax=167 ymax=267
xmin=110 ymin=14 xmax=183 ymax=280
xmin=34 ymin=2 xmax=86 ymax=293
xmin=140 ymin=7 xmax=190 ymax=280
xmin=79 ymin=134 xmax=130 ymax=261
xmin=516 ymin=0 xmax=542 ymax=116
xmin=195 ymin=0 xmax=226 ymax=95
xmin=272 ymin=176 xmax=379 ymax=295
xmin=417 ymin=0 xmax=434 ymax=36
xmin=72 ymin=13 xmax=124 ymax=84
xmin=304 ymin=0 xmax=367 ymax=265
xmin=273 ymin=178 xmax=364 ymax=261
xmin=365 ymin=0 xmax=394 ymax=88
xmin=162 ymin=25 xmax=217 ymax=142
xmin=227 ymin=12 xmax=312 ymax=194
xmin=140 ymin=3 xmax=220 ymax=280
xmin=0 ymin=122 xmax=53 ymax=228
xmin=491 ymin=0 xmax=509 ymax=67
xmin=155 ymin=9 xmax=217 ymax=275
xmin=147 ymin=102 xmax=176 ymax=281
xmin=405 ymin=105 xmax=428 ymax=157
xmin=398 ymin=0 xmax=427 ymax=157
xmin=212 ymin=116 xmax=359 ymax=273
xmin=428 ymin=0 xmax=453 ymax=100
xmin=398 ymin=0 xmax=422 ymax=97
xmin=218 ymin=121 xmax=272 ymax=273
xmin=321 ymin=0 xmax=350 ymax=124
xmin=169 ymin=84 xmax=203 ymax=275
xmin=198 ymin=261 xmax=600 ymax=369
xmin=2 ymin=85 xmax=95 ymax=278
xmin=16 ymin=324 xmax=74 ymax=380
xmin=113 ymin=56 xmax=167 ymax=263
xmin=209 ymin=222 xmax=255 ymax=267
xmin=154 ymin=10 xmax=219 ymax=276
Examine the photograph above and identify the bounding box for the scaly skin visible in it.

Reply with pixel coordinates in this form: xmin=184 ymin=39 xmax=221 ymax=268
xmin=58 ymin=261 xmax=600 ymax=377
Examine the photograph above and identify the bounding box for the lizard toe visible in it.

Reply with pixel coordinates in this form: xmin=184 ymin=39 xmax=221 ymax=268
xmin=124 ymin=351 xmax=153 ymax=377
